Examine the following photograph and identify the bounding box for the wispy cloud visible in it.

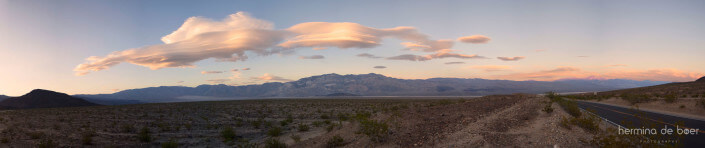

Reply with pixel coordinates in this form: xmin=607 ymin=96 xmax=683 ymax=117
xmin=201 ymin=71 xmax=224 ymax=74
xmin=534 ymin=49 xmax=546 ymax=52
xmin=241 ymin=68 xmax=251 ymax=70
xmin=298 ymin=55 xmax=325 ymax=59
xmin=356 ymin=53 xmax=383 ymax=59
xmin=457 ymin=35 xmax=491 ymax=44
xmin=387 ymin=49 xmax=487 ymax=61
xmin=373 ymin=66 xmax=387 ymax=69
xmin=445 ymin=62 xmax=465 ymax=65
xmin=252 ymin=73 xmax=292 ymax=82
xmin=497 ymin=56 xmax=525 ymax=61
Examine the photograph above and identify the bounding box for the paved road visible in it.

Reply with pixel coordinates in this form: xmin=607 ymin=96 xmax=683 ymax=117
xmin=576 ymin=101 xmax=705 ymax=147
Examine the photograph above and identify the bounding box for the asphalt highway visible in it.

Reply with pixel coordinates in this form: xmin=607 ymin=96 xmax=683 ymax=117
xmin=576 ymin=101 xmax=705 ymax=147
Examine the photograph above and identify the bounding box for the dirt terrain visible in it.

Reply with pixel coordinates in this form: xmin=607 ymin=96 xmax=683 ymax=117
xmin=0 ymin=95 xmax=599 ymax=147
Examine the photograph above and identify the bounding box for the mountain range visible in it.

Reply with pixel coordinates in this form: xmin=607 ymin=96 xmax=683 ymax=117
xmin=0 ymin=89 xmax=99 ymax=109
xmin=76 ymin=73 xmax=669 ymax=104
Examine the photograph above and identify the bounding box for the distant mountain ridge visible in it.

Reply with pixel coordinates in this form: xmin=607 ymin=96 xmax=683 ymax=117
xmin=0 ymin=95 xmax=9 ymax=101
xmin=77 ymin=73 xmax=669 ymax=103
xmin=0 ymin=89 xmax=99 ymax=109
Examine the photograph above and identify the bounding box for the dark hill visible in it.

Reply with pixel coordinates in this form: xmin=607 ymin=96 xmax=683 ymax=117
xmin=588 ymin=77 xmax=705 ymax=97
xmin=0 ymin=95 xmax=9 ymax=101
xmin=0 ymin=89 xmax=99 ymax=109
xmin=696 ymin=76 xmax=705 ymax=83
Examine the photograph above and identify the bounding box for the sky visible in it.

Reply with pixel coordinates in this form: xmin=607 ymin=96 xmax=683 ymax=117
xmin=1 ymin=0 xmax=704 ymax=96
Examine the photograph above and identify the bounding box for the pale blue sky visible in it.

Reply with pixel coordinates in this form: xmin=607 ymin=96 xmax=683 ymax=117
xmin=1 ymin=0 xmax=704 ymax=96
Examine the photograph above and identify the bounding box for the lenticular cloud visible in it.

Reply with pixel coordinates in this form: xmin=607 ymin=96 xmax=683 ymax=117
xmin=74 ymin=12 xmax=480 ymax=76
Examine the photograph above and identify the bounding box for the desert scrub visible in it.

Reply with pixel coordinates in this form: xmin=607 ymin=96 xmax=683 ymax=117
xmin=326 ymin=123 xmax=338 ymax=132
xmin=37 ymin=139 xmax=55 ymax=148
xmin=264 ymin=138 xmax=286 ymax=148
xmin=663 ymin=93 xmax=678 ymax=103
xmin=28 ymin=131 xmax=45 ymax=139
xmin=358 ymin=119 xmax=389 ymax=142
xmin=81 ymin=130 xmax=96 ymax=145
xmin=698 ymin=98 xmax=705 ymax=109
xmin=221 ymin=126 xmax=236 ymax=142
xmin=267 ymin=127 xmax=283 ymax=137
xmin=290 ymin=135 xmax=301 ymax=143
xmin=121 ymin=124 xmax=135 ymax=133
xmin=326 ymin=135 xmax=345 ymax=147
xmin=542 ymin=101 xmax=553 ymax=113
xmin=571 ymin=113 xmax=600 ymax=133
xmin=279 ymin=120 xmax=289 ymax=127
xmin=138 ymin=127 xmax=152 ymax=142
xmin=547 ymin=92 xmax=582 ymax=117
xmin=312 ymin=121 xmax=324 ymax=127
xmin=297 ymin=124 xmax=310 ymax=132
xmin=161 ymin=139 xmax=178 ymax=148
xmin=559 ymin=116 xmax=572 ymax=129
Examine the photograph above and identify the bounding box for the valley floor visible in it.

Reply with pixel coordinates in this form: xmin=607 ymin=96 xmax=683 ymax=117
xmin=0 ymin=95 xmax=601 ymax=147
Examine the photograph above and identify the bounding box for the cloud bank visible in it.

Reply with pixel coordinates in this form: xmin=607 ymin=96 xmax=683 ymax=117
xmin=74 ymin=12 xmax=488 ymax=75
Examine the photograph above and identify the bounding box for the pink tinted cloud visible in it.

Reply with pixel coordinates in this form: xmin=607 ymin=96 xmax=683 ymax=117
xmin=457 ymin=35 xmax=491 ymax=44
xmin=494 ymin=67 xmax=703 ymax=82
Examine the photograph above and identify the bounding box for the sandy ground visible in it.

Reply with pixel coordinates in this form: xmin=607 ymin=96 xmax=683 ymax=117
xmin=437 ymin=96 xmax=597 ymax=147
xmin=293 ymin=95 xmax=600 ymax=147
xmin=587 ymin=97 xmax=705 ymax=121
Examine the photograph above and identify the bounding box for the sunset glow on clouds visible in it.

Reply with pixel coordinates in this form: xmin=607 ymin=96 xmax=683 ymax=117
xmin=71 ymin=11 xmax=703 ymax=84
xmin=74 ymin=12 xmax=482 ymax=76
xmin=495 ymin=67 xmax=703 ymax=82
xmin=2 ymin=0 xmax=704 ymax=96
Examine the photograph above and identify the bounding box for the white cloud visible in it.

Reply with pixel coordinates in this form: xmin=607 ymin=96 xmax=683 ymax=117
xmin=280 ymin=22 xmax=453 ymax=52
xmin=74 ymin=12 xmax=485 ymax=75
xmin=74 ymin=12 xmax=285 ymax=75
xmin=457 ymin=35 xmax=491 ymax=44
xmin=497 ymin=56 xmax=525 ymax=61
